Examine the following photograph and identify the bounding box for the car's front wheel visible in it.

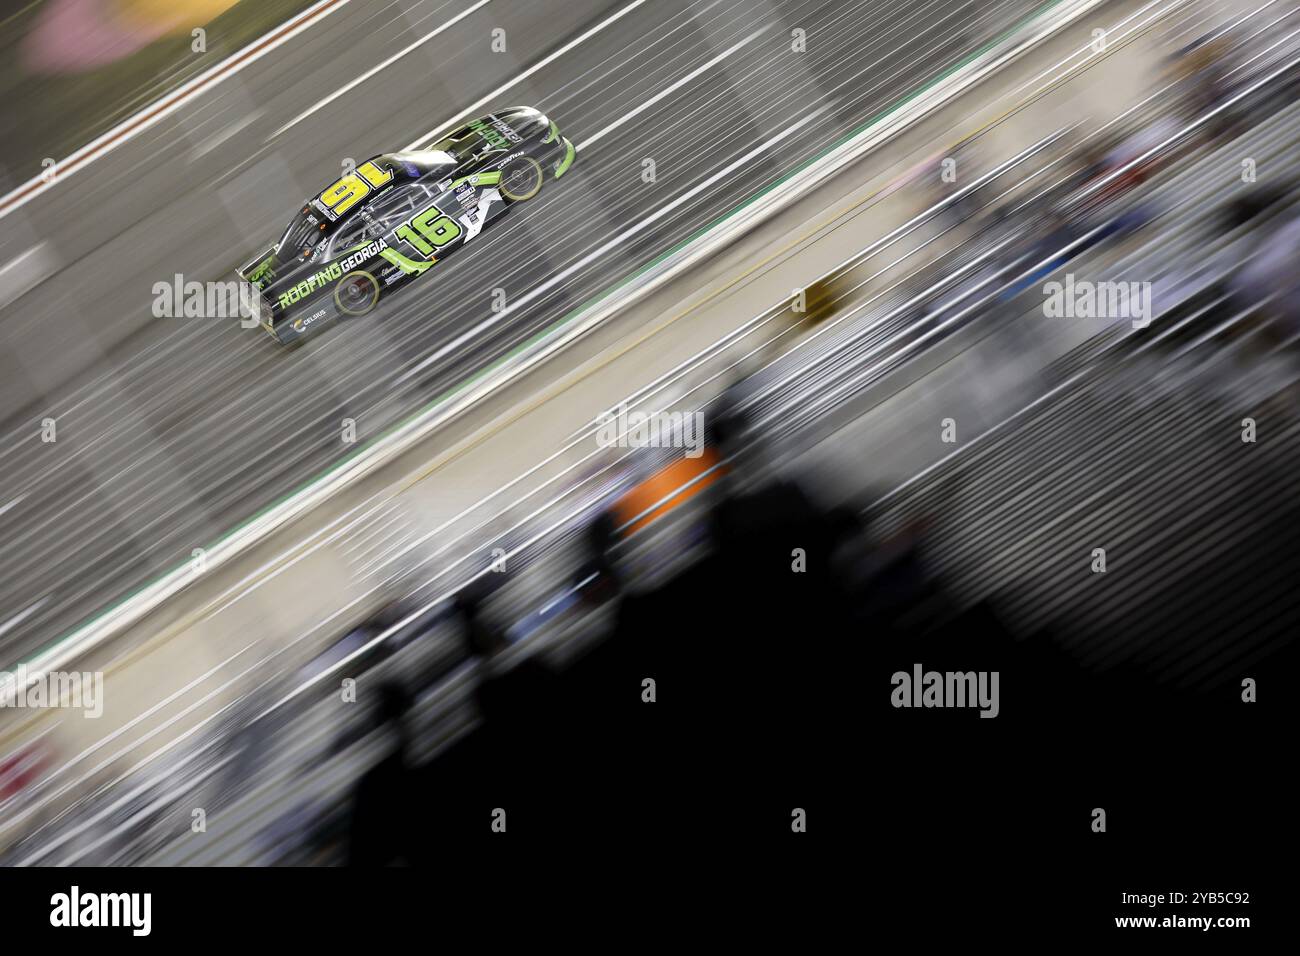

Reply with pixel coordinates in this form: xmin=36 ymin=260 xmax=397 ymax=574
xmin=500 ymin=156 xmax=544 ymax=202
xmin=334 ymin=270 xmax=381 ymax=316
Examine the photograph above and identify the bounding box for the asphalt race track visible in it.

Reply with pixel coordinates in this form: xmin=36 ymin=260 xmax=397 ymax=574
xmin=0 ymin=0 xmax=1040 ymax=661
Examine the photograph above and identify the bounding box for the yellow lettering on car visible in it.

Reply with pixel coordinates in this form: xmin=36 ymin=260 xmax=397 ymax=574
xmin=318 ymin=161 xmax=394 ymax=216
xmin=357 ymin=161 xmax=393 ymax=189
xmin=319 ymin=174 xmax=366 ymax=216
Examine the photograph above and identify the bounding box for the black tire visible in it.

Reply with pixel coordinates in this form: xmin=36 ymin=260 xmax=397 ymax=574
xmin=334 ymin=270 xmax=381 ymax=316
xmin=500 ymin=156 xmax=544 ymax=202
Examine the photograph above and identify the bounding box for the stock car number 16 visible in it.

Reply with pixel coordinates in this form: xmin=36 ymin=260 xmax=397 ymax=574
xmin=395 ymin=204 xmax=462 ymax=259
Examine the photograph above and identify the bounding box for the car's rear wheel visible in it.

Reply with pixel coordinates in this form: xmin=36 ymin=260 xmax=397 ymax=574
xmin=334 ymin=270 xmax=381 ymax=316
xmin=500 ymin=156 xmax=544 ymax=202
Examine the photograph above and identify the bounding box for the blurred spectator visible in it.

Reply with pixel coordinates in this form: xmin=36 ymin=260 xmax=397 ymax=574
xmin=0 ymin=740 xmax=52 ymax=803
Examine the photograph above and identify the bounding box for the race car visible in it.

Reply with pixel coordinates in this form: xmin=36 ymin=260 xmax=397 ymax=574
xmin=236 ymin=106 xmax=575 ymax=344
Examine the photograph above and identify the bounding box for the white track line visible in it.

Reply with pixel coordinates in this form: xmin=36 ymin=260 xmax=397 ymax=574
xmin=269 ymin=0 xmax=496 ymax=140
xmin=575 ymin=23 xmax=774 ymax=151
xmin=0 ymin=0 xmax=355 ymax=222
xmin=0 ymin=598 xmax=46 ymax=642
xmin=0 ymin=494 xmax=25 ymax=521
xmin=404 ymin=0 xmax=651 ymax=150
xmin=189 ymin=109 xmax=264 ymax=161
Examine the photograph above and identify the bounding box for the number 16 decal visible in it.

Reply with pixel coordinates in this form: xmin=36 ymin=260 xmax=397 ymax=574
xmin=395 ymin=204 xmax=462 ymax=258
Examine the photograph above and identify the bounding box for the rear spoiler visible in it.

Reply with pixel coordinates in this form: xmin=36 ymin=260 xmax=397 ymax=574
xmin=236 ymin=245 xmax=280 ymax=332
xmin=236 ymin=245 xmax=280 ymax=290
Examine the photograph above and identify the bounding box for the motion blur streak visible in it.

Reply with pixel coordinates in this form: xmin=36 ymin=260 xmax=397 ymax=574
xmin=0 ymin=0 xmax=357 ymax=219
xmin=0 ymin=0 xmax=1294 ymax=882
xmin=0 ymin=0 xmax=1040 ymax=659
xmin=268 ymin=0 xmax=497 ymax=139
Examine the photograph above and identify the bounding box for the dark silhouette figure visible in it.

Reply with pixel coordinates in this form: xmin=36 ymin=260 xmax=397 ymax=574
xmin=346 ymin=680 xmax=416 ymax=866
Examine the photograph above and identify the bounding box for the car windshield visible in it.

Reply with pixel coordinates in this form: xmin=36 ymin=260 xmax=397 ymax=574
xmin=426 ymin=128 xmax=485 ymax=163
xmin=384 ymin=149 xmax=457 ymax=175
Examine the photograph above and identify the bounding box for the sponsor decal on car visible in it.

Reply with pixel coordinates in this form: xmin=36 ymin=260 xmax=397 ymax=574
xmin=337 ymin=237 xmax=388 ymax=272
xmin=488 ymin=116 xmax=522 ymax=144
xmin=278 ymin=262 xmax=342 ymax=308
xmin=292 ymin=307 xmax=330 ymax=332
xmin=245 ymin=254 xmax=276 ymax=288
xmin=460 ymin=189 xmax=501 ymax=242
xmin=452 ymin=183 xmax=479 ymax=222
xmin=276 ymin=238 xmax=388 ymax=309
xmin=469 ymin=116 xmax=520 ymax=151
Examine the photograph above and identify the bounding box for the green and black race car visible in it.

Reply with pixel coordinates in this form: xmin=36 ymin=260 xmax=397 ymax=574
xmin=237 ymin=107 xmax=575 ymax=344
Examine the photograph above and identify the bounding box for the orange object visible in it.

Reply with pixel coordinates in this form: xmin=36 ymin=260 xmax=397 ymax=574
xmin=612 ymin=448 xmax=726 ymax=536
